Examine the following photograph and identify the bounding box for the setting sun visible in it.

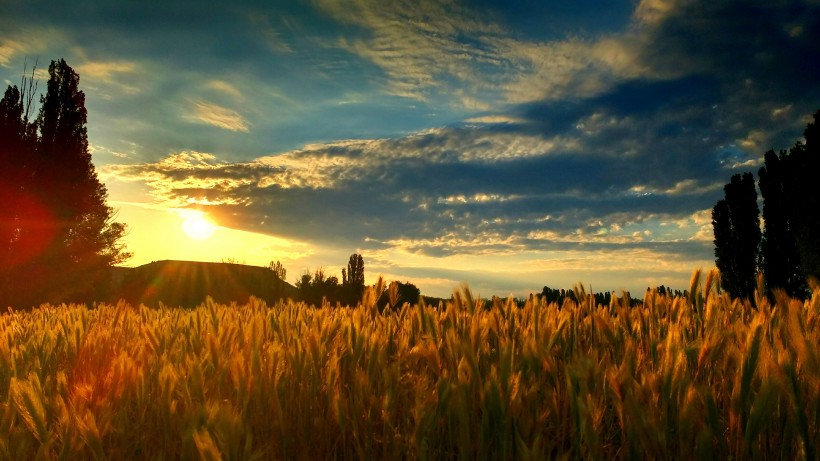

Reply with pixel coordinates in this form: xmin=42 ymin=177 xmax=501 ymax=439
xmin=181 ymin=213 xmax=216 ymax=240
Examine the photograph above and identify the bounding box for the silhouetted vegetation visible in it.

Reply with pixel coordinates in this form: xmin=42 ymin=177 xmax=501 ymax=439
xmin=267 ymin=260 xmax=287 ymax=281
xmin=758 ymin=110 xmax=820 ymax=297
xmin=541 ymin=285 xmax=642 ymax=307
xmin=341 ymin=253 xmax=365 ymax=306
xmin=296 ymin=253 xmax=370 ymax=306
xmin=297 ymin=268 xmax=340 ymax=307
xmin=759 ymin=149 xmax=806 ymax=297
xmin=712 ymin=110 xmax=819 ymax=300
xmin=0 ymin=59 xmax=130 ymax=308
xmin=651 ymin=284 xmax=688 ymax=298
xmin=712 ymin=172 xmax=761 ymax=300
xmin=377 ymin=280 xmax=420 ymax=311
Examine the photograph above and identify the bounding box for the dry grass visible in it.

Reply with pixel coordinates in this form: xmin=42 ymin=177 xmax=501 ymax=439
xmin=0 ymin=270 xmax=818 ymax=460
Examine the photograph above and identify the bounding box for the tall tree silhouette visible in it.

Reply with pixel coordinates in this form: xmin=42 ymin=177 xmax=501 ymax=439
xmin=758 ymin=149 xmax=805 ymax=296
xmin=342 ymin=253 xmax=365 ymax=305
xmin=790 ymin=111 xmax=820 ymax=283
xmin=712 ymin=172 xmax=760 ymax=300
xmin=0 ymin=59 xmax=130 ymax=307
xmin=0 ymin=67 xmax=39 ymax=285
xmin=0 ymin=87 xmax=25 ymax=274
xmin=757 ymin=110 xmax=820 ymax=296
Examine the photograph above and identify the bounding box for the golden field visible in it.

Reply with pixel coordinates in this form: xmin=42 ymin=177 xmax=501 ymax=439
xmin=1 ymin=271 xmax=818 ymax=460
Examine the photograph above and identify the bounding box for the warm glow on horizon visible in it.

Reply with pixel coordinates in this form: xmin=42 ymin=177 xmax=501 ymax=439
xmin=107 ymin=200 xmax=716 ymax=297
xmin=112 ymin=202 xmax=313 ymax=275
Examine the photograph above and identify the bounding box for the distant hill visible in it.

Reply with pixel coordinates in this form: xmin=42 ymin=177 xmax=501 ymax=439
xmin=106 ymin=260 xmax=296 ymax=308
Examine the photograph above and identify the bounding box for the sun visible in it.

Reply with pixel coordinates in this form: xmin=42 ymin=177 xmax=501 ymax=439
xmin=181 ymin=213 xmax=216 ymax=241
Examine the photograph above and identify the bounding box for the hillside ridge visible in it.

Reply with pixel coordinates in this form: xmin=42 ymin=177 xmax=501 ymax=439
xmin=106 ymin=260 xmax=296 ymax=308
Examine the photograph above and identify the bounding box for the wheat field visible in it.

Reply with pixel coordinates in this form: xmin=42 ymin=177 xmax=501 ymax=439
xmin=1 ymin=271 xmax=818 ymax=460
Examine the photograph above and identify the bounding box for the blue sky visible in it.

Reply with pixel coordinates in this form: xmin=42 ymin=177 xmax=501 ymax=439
xmin=1 ymin=0 xmax=818 ymax=297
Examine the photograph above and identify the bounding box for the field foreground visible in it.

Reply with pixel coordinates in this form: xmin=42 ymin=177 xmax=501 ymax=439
xmin=1 ymin=272 xmax=819 ymax=460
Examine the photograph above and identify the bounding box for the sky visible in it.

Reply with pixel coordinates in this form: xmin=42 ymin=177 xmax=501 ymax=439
xmin=1 ymin=0 xmax=818 ymax=298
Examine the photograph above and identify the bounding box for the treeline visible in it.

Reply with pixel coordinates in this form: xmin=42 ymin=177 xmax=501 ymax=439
xmin=713 ymin=110 xmax=819 ymax=300
xmin=292 ymin=253 xmax=684 ymax=311
xmin=540 ymin=286 xmax=657 ymax=307
xmin=295 ymin=253 xmax=420 ymax=310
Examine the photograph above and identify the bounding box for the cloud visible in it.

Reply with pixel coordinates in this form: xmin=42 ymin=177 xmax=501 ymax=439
xmin=313 ymin=0 xmax=819 ymax=119
xmin=627 ymin=179 xmax=722 ymax=197
xmin=101 ymin=151 xmax=262 ymax=205
xmin=101 ymin=114 xmax=724 ymax=265
xmin=0 ymin=38 xmax=24 ymax=66
xmin=245 ymin=11 xmax=294 ymax=54
xmin=205 ymin=80 xmax=244 ymax=100
xmin=633 ymin=0 xmax=682 ymax=25
xmin=636 ymin=0 xmax=820 ymax=94
xmin=185 ymin=100 xmax=250 ymax=132
xmin=0 ymin=28 xmax=67 ymax=69
xmin=463 ymin=115 xmax=526 ymax=125
xmin=314 ymin=0 xmax=511 ymax=103
xmin=499 ymin=39 xmax=603 ymax=103
xmin=74 ymin=59 xmax=143 ymax=96
xmin=76 ymin=60 xmax=137 ymax=81
xmin=308 ymin=0 xmax=666 ymax=107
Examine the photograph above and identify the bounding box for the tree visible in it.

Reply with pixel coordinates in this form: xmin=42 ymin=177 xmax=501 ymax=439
xmin=267 ymin=260 xmax=287 ymax=280
xmin=377 ymin=281 xmax=420 ymax=311
xmin=712 ymin=172 xmax=761 ymax=300
xmin=0 ymin=59 xmax=130 ymax=307
xmin=758 ymin=149 xmax=805 ymax=297
xmin=0 ymin=65 xmax=39 ymax=293
xmin=343 ymin=253 xmax=365 ymax=287
xmin=297 ymin=271 xmax=313 ymax=303
xmin=297 ymin=268 xmax=341 ymax=307
xmin=540 ymin=286 xmax=564 ymax=305
xmin=789 ymin=111 xmax=820 ymax=283
xmin=341 ymin=253 xmax=365 ymax=305
xmin=754 ymin=110 xmax=820 ymax=297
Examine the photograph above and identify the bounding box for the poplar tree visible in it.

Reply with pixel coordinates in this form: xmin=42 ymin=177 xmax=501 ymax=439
xmin=342 ymin=253 xmax=365 ymax=305
xmin=758 ymin=149 xmax=805 ymax=296
xmin=757 ymin=110 xmax=820 ymax=297
xmin=790 ymin=111 xmax=820 ymax=283
xmin=712 ymin=173 xmax=760 ymax=300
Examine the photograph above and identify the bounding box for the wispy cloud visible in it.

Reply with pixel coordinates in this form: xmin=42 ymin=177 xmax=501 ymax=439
xmin=205 ymin=80 xmax=244 ymax=100
xmin=0 ymin=28 xmax=67 ymax=69
xmin=315 ymin=0 xmax=508 ymax=103
xmin=311 ymin=0 xmax=665 ymax=107
xmin=246 ymin=11 xmax=294 ymax=54
xmin=76 ymin=60 xmax=137 ymax=81
xmin=463 ymin=115 xmax=526 ymax=125
xmin=633 ymin=0 xmax=682 ymax=25
xmin=185 ymin=100 xmax=250 ymax=132
xmin=0 ymin=38 xmax=24 ymax=67
xmin=74 ymin=59 xmax=143 ymax=96
xmin=315 ymin=0 xmax=819 ymax=116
